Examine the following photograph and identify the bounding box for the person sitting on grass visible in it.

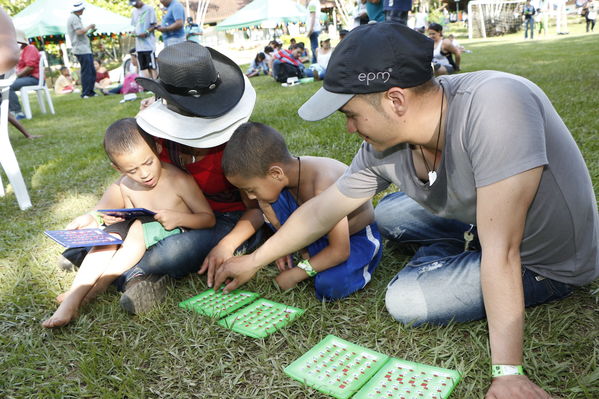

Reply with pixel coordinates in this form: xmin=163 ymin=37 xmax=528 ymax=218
xmin=245 ymin=52 xmax=268 ymax=77
xmin=54 ymin=66 xmax=75 ymax=94
xmin=210 ymin=122 xmax=383 ymax=301
xmin=42 ymin=118 xmax=215 ymax=328
xmin=428 ymin=23 xmax=461 ymax=76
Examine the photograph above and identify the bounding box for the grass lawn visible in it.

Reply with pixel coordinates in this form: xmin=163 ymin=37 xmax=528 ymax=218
xmin=1 ymin=25 xmax=598 ymax=398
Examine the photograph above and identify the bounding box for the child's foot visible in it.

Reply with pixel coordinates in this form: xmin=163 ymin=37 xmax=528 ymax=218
xmin=82 ymin=280 xmax=111 ymax=304
xmin=42 ymin=303 xmax=78 ymax=328
xmin=55 ymin=292 xmax=68 ymax=303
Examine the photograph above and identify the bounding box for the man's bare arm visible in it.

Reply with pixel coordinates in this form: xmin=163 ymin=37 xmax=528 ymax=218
xmin=477 ymin=166 xmax=550 ymax=399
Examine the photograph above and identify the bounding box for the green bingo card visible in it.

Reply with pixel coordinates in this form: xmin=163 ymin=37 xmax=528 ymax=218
xmin=178 ymin=288 xmax=259 ymax=318
xmin=284 ymin=335 xmax=389 ymax=399
xmin=218 ymin=298 xmax=304 ymax=338
xmin=352 ymin=357 xmax=462 ymax=399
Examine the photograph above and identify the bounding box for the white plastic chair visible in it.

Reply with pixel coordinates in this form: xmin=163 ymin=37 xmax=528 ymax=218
xmin=18 ymin=51 xmax=55 ymax=120
xmin=0 ymin=72 xmax=32 ymax=210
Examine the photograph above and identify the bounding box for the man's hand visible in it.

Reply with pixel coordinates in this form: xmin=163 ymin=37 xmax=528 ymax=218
xmin=198 ymin=243 xmax=236 ymax=287
xmin=213 ymin=254 xmax=262 ymax=293
xmin=486 ymin=376 xmax=552 ymax=399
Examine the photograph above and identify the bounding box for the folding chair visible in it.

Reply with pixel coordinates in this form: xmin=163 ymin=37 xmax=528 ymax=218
xmin=18 ymin=51 xmax=55 ymax=120
xmin=0 ymin=72 xmax=32 ymax=210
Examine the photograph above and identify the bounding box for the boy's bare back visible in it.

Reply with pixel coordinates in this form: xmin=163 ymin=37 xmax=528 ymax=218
xmin=295 ymin=156 xmax=374 ymax=235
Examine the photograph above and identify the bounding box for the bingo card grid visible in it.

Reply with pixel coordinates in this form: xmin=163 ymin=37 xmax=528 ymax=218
xmin=352 ymin=357 xmax=462 ymax=399
xmin=284 ymin=335 xmax=390 ymax=399
xmin=218 ymin=298 xmax=305 ymax=339
xmin=44 ymin=229 xmax=123 ymax=247
xmin=178 ymin=288 xmax=260 ymax=319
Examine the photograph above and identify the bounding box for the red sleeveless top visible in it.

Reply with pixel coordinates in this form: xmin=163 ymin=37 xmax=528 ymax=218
xmin=160 ymin=143 xmax=245 ymax=213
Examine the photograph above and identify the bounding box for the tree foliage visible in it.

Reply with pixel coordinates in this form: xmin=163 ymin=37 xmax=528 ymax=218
xmin=0 ymin=0 xmax=133 ymax=17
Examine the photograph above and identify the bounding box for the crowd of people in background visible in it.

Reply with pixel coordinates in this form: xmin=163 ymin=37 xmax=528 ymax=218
xmin=8 ymin=0 xmax=598 ymax=116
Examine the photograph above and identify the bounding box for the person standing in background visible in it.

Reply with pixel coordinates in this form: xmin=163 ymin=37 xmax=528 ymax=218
xmin=185 ymin=17 xmax=203 ymax=44
xmin=130 ymin=0 xmax=158 ymax=79
xmin=156 ymin=0 xmax=185 ymax=46
xmin=583 ymin=0 xmax=597 ymax=32
xmin=66 ymin=1 xmax=96 ymax=98
xmin=366 ymin=0 xmax=385 ymax=22
xmin=384 ymin=0 xmax=412 ymax=25
xmin=522 ymin=0 xmax=536 ymax=39
xmin=306 ymin=0 xmax=322 ymax=63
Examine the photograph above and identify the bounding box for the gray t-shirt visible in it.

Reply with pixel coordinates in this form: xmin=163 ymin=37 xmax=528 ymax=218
xmin=337 ymin=70 xmax=598 ymax=286
xmin=132 ymin=4 xmax=157 ymax=52
xmin=67 ymin=13 xmax=91 ymax=55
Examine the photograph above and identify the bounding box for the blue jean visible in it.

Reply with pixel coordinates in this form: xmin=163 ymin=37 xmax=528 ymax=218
xmin=75 ymin=53 xmax=96 ymax=97
xmin=309 ymin=31 xmax=320 ymax=63
xmin=375 ymin=192 xmax=573 ymax=326
xmin=9 ymin=75 xmax=38 ymax=113
xmin=385 ymin=9 xmax=408 ymax=25
xmin=115 ymin=211 xmax=264 ymax=290
xmin=524 ymin=18 xmax=535 ymax=38
xmin=62 ymin=211 xmax=264 ymax=291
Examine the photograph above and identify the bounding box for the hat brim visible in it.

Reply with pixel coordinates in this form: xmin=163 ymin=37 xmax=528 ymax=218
xmin=136 ymin=75 xmax=256 ymax=148
xmin=298 ymin=87 xmax=354 ymax=121
xmin=136 ymin=47 xmax=244 ymax=118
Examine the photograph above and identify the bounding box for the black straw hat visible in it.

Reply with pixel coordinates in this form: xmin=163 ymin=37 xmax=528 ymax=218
xmin=136 ymin=42 xmax=245 ymax=118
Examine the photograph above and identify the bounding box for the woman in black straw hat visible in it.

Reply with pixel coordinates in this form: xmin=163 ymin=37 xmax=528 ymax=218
xmin=59 ymin=42 xmax=264 ymax=314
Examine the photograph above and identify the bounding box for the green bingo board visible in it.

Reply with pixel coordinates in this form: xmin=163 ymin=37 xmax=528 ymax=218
xmin=178 ymin=288 xmax=259 ymax=318
xmin=352 ymin=357 xmax=461 ymax=399
xmin=218 ymin=298 xmax=305 ymax=339
xmin=284 ymin=335 xmax=390 ymax=399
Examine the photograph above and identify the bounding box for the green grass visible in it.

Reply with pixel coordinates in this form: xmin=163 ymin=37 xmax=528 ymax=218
xmin=1 ymin=27 xmax=598 ymax=398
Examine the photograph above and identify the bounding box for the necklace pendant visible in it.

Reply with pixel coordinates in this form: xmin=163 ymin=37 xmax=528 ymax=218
xmin=428 ymin=171 xmax=437 ymax=186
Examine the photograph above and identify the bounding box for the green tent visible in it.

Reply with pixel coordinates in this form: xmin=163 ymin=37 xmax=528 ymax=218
xmin=217 ymin=0 xmax=308 ymax=31
xmin=12 ymin=0 xmax=132 ymax=39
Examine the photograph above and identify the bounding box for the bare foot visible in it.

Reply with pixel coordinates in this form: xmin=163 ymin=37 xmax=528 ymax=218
xmin=55 ymin=292 xmax=67 ymax=304
xmin=82 ymin=280 xmax=111 ymax=304
xmin=42 ymin=302 xmax=78 ymax=328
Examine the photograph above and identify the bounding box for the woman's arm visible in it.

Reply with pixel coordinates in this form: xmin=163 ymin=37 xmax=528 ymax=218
xmin=443 ymin=39 xmax=461 ymax=69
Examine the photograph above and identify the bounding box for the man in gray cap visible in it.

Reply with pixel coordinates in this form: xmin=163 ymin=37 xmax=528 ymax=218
xmin=214 ymin=22 xmax=598 ymax=399
xmin=66 ymin=1 xmax=96 ymax=98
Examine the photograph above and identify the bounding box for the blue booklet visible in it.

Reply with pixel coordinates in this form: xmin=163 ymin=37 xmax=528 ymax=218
xmin=97 ymin=208 xmax=156 ymax=219
xmin=44 ymin=229 xmax=123 ymax=248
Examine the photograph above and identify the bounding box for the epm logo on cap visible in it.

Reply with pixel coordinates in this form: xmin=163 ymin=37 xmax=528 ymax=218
xmin=357 ymin=68 xmax=393 ymax=86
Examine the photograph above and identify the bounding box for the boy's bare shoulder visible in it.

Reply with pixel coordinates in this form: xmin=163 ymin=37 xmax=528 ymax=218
xmin=301 ymin=156 xmax=347 ymax=193
xmin=161 ymin=162 xmax=196 ymax=186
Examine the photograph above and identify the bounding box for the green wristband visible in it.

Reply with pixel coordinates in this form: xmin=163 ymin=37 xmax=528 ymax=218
xmin=491 ymin=365 xmax=525 ymax=378
xmin=297 ymin=259 xmax=317 ymax=277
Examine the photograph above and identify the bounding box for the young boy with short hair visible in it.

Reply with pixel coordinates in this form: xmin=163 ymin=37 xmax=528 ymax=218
xmin=217 ymin=122 xmax=383 ymax=301
xmin=43 ymin=118 xmax=215 ymax=328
